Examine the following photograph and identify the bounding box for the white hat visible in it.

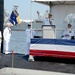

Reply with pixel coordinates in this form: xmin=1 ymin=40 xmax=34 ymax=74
xmin=6 ymin=23 xmax=11 ymax=25
xmin=6 ymin=23 xmax=13 ymax=26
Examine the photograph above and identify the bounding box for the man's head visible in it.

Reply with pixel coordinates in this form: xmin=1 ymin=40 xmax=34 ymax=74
xmin=67 ymin=23 xmax=72 ymax=28
xmin=28 ymin=24 xmax=31 ymax=29
xmin=48 ymin=13 xmax=52 ymax=18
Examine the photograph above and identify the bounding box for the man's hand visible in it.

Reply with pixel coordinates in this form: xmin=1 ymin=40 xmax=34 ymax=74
xmin=37 ymin=11 xmax=39 ymax=15
xmin=46 ymin=10 xmax=48 ymax=12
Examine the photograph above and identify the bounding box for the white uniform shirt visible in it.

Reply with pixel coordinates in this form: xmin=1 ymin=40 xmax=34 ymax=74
xmin=38 ymin=15 xmax=55 ymax=25
xmin=25 ymin=28 xmax=36 ymax=42
xmin=62 ymin=28 xmax=74 ymax=40
xmin=3 ymin=27 xmax=11 ymax=41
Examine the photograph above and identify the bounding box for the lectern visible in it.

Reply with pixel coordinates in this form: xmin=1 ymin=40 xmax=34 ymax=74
xmin=42 ymin=25 xmax=56 ymax=38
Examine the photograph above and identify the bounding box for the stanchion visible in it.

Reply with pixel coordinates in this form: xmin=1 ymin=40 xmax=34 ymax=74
xmin=12 ymin=51 xmax=14 ymax=68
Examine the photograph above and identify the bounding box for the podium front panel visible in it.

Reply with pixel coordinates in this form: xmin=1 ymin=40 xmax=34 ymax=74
xmin=42 ymin=25 xmax=55 ymax=39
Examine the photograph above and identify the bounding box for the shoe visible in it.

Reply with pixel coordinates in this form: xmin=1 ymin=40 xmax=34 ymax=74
xmin=5 ymin=52 xmax=9 ymax=54
xmin=28 ymin=58 xmax=34 ymax=61
xmin=5 ymin=52 xmax=11 ymax=54
xmin=28 ymin=55 xmax=34 ymax=61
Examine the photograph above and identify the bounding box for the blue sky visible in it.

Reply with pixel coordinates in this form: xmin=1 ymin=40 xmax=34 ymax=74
xmin=4 ymin=0 xmax=49 ymax=20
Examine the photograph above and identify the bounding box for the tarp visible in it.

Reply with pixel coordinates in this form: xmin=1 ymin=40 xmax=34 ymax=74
xmin=31 ymin=0 xmax=75 ymax=39
xmin=32 ymin=0 xmax=75 ymax=1
xmin=32 ymin=0 xmax=75 ymax=5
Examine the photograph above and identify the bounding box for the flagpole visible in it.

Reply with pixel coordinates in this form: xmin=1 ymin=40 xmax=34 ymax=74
xmin=30 ymin=1 xmax=32 ymax=30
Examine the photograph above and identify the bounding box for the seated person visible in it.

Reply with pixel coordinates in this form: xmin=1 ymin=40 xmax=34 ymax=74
xmin=62 ymin=23 xmax=74 ymax=40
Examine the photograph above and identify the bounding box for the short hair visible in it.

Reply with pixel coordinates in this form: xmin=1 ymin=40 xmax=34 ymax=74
xmin=48 ymin=13 xmax=52 ymax=16
xmin=68 ymin=23 xmax=72 ymax=26
xmin=28 ymin=24 xmax=31 ymax=26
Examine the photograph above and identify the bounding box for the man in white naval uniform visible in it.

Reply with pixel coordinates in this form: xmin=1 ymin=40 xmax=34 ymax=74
xmin=3 ymin=23 xmax=12 ymax=54
xmin=25 ymin=24 xmax=36 ymax=56
xmin=62 ymin=23 xmax=74 ymax=40
xmin=37 ymin=11 xmax=55 ymax=25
